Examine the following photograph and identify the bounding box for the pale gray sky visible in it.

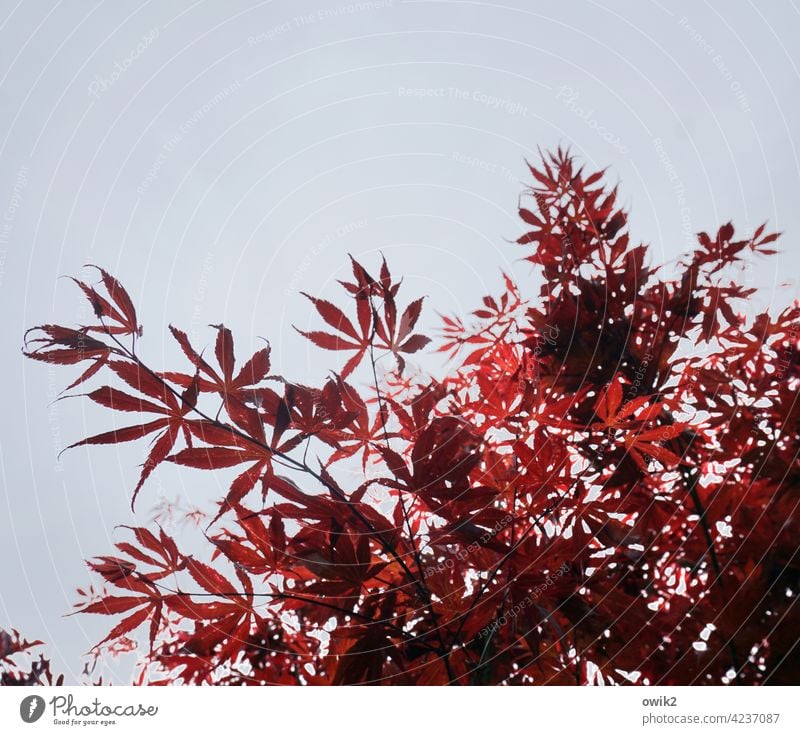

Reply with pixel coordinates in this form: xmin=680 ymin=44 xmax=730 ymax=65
xmin=1 ymin=0 xmax=799 ymax=683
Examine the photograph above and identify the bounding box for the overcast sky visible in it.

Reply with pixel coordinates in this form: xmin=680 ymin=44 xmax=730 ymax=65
xmin=1 ymin=0 xmax=799 ymax=683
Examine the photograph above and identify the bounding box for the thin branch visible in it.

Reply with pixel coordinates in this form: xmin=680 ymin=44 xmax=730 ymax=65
xmin=366 ymin=302 xmax=458 ymax=684
xmin=102 ymin=328 xmax=428 ymax=602
xmin=145 ymin=579 xmax=437 ymax=653
xmin=450 ymin=461 xmax=591 ymax=666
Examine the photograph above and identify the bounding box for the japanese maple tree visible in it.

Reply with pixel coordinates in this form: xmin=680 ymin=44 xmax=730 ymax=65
xmin=21 ymin=149 xmax=800 ymax=685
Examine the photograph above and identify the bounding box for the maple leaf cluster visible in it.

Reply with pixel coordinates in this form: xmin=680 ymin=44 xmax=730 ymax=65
xmin=0 ymin=628 xmax=62 ymax=686
xmin=20 ymin=149 xmax=800 ymax=685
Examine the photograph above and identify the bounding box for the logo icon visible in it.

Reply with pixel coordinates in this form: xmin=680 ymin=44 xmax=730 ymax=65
xmin=20 ymin=695 xmax=45 ymax=724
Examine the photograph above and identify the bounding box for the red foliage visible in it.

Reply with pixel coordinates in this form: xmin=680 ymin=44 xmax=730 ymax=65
xmin=22 ymin=149 xmax=800 ymax=685
xmin=0 ymin=629 xmax=62 ymax=686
